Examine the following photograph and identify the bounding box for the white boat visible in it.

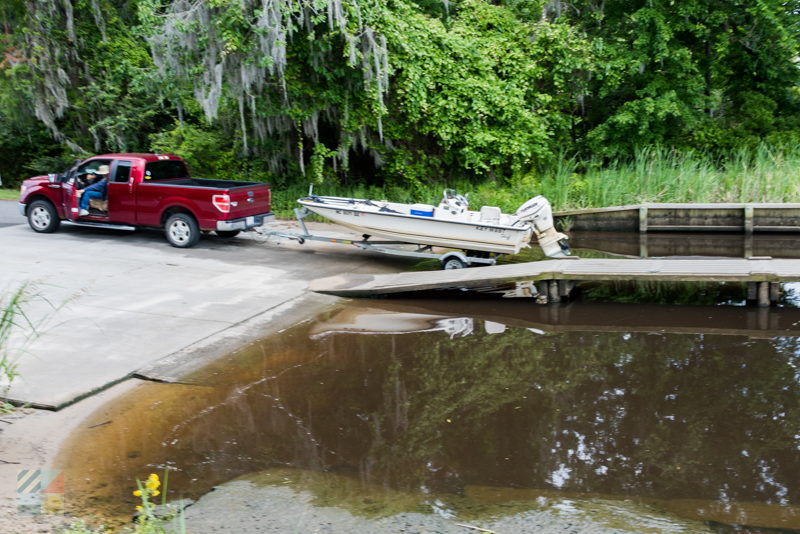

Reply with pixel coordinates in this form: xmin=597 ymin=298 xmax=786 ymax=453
xmin=297 ymin=190 xmax=569 ymax=257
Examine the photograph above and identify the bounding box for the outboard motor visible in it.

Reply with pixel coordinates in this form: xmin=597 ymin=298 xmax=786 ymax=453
xmin=515 ymin=196 xmax=570 ymax=258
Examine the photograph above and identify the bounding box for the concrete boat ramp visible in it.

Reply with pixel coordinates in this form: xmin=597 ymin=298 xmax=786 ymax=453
xmin=310 ymin=256 xmax=800 ymax=305
xmin=0 ymin=201 xmax=404 ymax=410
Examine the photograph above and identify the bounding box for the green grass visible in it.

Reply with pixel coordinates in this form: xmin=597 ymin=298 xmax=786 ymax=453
xmin=535 ymin=144 xmax=800 ymax=209
xmin=0 ymin=188 xmax=19 ymax=201
xmin=273 ymin=143 xmax=800 ymax=217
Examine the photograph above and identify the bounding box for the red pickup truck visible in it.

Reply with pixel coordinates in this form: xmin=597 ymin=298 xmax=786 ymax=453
xmin=18 ymin=153 xmax=274 ymax=247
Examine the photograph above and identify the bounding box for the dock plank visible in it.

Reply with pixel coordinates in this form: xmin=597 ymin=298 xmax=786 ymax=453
xmin=309 ymin=257 xmax=800 ymax=297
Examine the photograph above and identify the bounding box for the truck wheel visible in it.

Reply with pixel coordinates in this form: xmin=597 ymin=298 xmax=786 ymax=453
xmin=27 ymin=200 xmax=60 ymax=233
xmin=165 ymin=213 xmax=200 ymax=248
xmin=215 ymin=230 xmax=240 ymax=239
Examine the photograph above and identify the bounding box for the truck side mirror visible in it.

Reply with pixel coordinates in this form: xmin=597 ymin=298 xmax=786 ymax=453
xmin=48 ymin=173 xmax=59 ymax=183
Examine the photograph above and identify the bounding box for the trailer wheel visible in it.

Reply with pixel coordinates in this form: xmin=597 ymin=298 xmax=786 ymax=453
xmin=216 ymin=230 xmax=241 ymax=238
xmin=165 ymin=213 xmax=201 ymax=248
xmin=442 ymin=257 xmax=467 ymax=270
xmin=27 ymin=200 xmax=60 ymax=233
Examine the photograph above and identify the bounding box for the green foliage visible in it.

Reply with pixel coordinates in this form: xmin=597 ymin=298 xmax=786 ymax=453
xmin=3 ymin=0 xmax=800 ymax=195
xmin=149 ymin=124 xmax=239 ymax=179
xmin=384 ymin=0 xmax=570 ymax=174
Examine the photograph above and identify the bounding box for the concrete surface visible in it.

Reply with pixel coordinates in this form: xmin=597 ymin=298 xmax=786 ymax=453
xmin=0 ymin=200 xmax=411 ymax=409
xmin=0 ymin=379 xmax=144 ymax=533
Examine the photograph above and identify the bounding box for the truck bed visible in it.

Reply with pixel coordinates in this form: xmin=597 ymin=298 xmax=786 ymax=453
xmin=145 ymin=178 xmax=264 ymax=189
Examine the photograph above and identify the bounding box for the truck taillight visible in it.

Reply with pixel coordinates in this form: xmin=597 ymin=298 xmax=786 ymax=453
xmin=213 ymin=194 xmax=231 ymax=213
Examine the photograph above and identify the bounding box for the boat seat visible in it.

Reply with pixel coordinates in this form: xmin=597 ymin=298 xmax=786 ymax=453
xmin=480 ymin=206 xmax=502 ymax=225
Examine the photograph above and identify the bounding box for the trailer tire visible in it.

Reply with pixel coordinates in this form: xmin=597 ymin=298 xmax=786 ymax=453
xmin=216 ymin=230 xmax=241 ymax=238
xmin=165 ymin=213 xmax=201 ymax=248
xmin=27 ymin=200 xmax=60 ymax=233
xmin=442 ymin=257 xmax=467 ymax=270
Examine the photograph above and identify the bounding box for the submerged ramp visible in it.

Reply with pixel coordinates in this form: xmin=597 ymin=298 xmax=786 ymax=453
xmin=310 ymin=257 xmax=800 ymax=304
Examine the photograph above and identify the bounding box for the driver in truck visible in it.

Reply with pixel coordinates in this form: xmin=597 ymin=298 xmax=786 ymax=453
xmin=78 ymin=164 xmax=109 ymax=216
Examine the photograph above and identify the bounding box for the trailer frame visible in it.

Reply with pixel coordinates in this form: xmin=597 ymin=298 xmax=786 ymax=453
xmin=259 ymin=207 xmax=500 ymax=269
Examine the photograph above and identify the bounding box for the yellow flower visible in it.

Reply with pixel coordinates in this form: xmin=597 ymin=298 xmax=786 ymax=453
xmin=145 ymin=473 xmax=160 ymax=491
xmin=135 ymin=505 xmax=143 ymax=511
xmin=133 ymin=490 xmax=142 ymax=497
xmin=152 ymin=490 xmax=160 ymax=497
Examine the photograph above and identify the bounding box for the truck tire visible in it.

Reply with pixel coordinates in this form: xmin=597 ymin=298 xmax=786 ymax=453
xmin=27 ymin=200 xmax=60 ymax=233
xmin=215 ymin=230 xmax=240 ymax=238
xmin=165 ymin=213 xmax=201 ymax=248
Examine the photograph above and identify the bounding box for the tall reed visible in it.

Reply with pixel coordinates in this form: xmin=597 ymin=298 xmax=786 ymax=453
xmin=271 ymin=143 xmax=800 ymax=217
xmin=0 ymin=285 xmax=39 ymax=412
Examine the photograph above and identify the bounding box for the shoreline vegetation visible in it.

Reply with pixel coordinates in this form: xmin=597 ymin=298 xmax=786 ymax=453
xmin=6 ymin=143 xmax=800 ymax=218
xmin=271 ymin=144 xmax=800 ymax=218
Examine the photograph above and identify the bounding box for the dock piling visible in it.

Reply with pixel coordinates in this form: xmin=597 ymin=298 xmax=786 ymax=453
xmin=758 ymin=282 xmax=770 ymax=307
xmin=770 ymin=282 xmax=781 ymax=303
xmin=639 ymin=206 xmax=648 ymax=233
xmin=744 ymin=205 xmax=754 ymax=235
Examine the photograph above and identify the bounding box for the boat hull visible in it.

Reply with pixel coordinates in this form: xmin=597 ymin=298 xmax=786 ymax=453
xmin=299 ymin=199 xmax=532 ymax=254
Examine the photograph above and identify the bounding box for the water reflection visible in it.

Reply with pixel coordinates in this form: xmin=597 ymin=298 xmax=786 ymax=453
xmin=58 ymin=300 xmax=800 ymax=531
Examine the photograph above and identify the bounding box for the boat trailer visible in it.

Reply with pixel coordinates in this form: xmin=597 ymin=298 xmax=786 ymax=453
xmin=259 ymin=206 xmax=499 ymax=269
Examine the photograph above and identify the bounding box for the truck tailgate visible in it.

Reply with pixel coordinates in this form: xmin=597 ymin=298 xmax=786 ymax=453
xmin=223 ymin=184 xmax=271 ymax=219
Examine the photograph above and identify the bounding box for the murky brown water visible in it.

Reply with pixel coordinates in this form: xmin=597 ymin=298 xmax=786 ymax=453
xmin=57 ymin=299 xmax=800 ymax=531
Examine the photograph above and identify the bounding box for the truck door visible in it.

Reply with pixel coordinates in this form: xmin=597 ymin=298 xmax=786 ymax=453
xmin=62 ymin=175 xmax=79 ymax=222
xmin=107 ymin=160 xmax=135 ymax=224
xmin=69 ymin=158 xmax=112 ymax=220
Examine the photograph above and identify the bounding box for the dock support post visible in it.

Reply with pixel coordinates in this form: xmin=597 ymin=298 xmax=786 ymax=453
xmin=747 ymin=282 xmax=757 ymax=301
xmin=770 ymin=282 xmax=781 ymax=304
xmin=743 ymin=233 xmax=753 ymax=259
xmin=639 ymin=206 xmax=648 ymax=233
xmin=758 ymin=281 xmax=770 ymax=307
xmin=558 ymin=280 xmax=574 ymax=298
xmin=548 ymin=280 xmax=561 ymax=303
xmin=744 ymin=205 xmax=754 ymax=235
xmin=536 ymin=281 xmax=549 ymax=304
xmin=639 ymin=234 xmax=648 ymax=258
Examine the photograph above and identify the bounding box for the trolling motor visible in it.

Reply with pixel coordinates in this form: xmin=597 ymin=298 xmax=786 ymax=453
xmin=515 ymin=196 xmax=570 ymax=258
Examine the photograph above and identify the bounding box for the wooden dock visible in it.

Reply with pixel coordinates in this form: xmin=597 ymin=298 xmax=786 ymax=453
xmin=555 ymin=203 xmax=800 ymax=233
xmin=310 ymin=257 xmax=800 ymax=306
xmin=569 ymin=231 xmax=800 ymax=259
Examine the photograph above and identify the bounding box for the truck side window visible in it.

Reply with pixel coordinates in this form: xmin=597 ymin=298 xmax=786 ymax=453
xmin=113 ymin=161 xmax=132 ymax=183
xmin=145 ymin=161 xmax=188 ymax=180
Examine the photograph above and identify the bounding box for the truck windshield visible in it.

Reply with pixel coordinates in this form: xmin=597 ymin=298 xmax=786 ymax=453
xmin=145 ymin=161 xmax=189 ymax=180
